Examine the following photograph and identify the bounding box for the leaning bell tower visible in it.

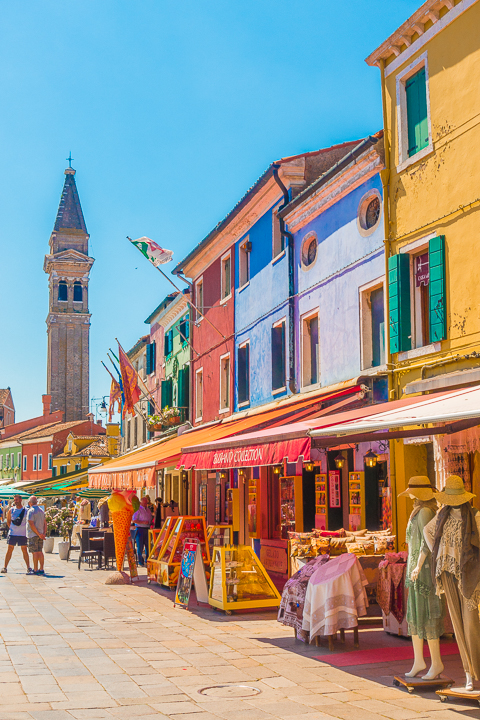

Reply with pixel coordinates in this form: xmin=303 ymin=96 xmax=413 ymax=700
xmin=44 ymin=163 xmax=94 ymax=421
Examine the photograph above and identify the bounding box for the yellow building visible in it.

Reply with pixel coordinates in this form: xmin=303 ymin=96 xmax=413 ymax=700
xmin=367 ymin=0 xmax=480 ymax=539
xmin=53 ymin=424 xmax=120 ymax=477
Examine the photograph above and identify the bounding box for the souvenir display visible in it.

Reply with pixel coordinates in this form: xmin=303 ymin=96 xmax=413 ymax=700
xmin=209 ymin=545 xmax=281 ymax=612
xmin=280 ymin=476 xmax=302 ymax=539
xmin=424 ymin=476 xmax=480 ymax=693
xmin=248 ymin=477 xmax=259 ymax=538
xmin=147 ymin=516 xmax=176 ymax=583
xmin=315 ymin=474 xmax=328 ymax=530
xmin=328 ymin=470 xmax=341 ymax=508
xmin=152 ymin=516 xmax=210 ymax=588
xmin=349 ymin=472 xmax=365 ymax=531
xmin=206 ymin=524 xmax=233 ymax=557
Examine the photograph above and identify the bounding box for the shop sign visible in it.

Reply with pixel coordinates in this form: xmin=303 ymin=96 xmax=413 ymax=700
xmin=260 ymin=544 xmax=288 ymax=575
xmin=415 ymin=253 xmax=429 ymax=287
xmin=179 ymin=438 xmax=311 ymax=470
xmin=329 ymin=470 xmax=341 ymax=508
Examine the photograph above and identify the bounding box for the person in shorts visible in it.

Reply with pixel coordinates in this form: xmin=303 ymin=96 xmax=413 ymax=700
xmin=2 ymin=494 xmax=32 ymax=574
xmin=26 ymin=496 xmax=46 ymax=575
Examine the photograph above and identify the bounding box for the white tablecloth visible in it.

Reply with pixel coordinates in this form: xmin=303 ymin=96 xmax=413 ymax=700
xmin=302 ymin=553 xmax=368 ymax=641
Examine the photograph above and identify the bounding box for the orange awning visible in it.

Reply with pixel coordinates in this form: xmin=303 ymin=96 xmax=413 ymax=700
xmin=88 ymin=383 xmax=363 ymax=489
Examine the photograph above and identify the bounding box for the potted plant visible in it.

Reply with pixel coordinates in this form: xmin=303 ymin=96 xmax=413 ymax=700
xmin=147 ymin=414 xmax=163 ymax=431
xmin=58 ymin=509 xmax=75 ymax=560
xmin=43 ymin=507 xmax=61 ymax=553
xmin=162 ymin=406 xmax=181 ymax=427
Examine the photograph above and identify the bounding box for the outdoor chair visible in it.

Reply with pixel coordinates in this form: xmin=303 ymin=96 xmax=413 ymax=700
xmin=101 ymin=531 xmax=116 ymax=569
xmin=66 ymin=525 xmax=80 ymax=562
xmin=78 ymin=530 xmax=102 ymax=570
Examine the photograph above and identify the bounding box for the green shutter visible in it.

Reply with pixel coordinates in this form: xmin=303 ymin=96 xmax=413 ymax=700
xmin=406 ymin=67 xmax=429 ymax=157
xmin=429 ymin=235 xmax=446 ymax=342
xmin=161 ymin=378 xmax=173 ymax=409
xmin=388 ymin=253 xmax=411 ymax=354
xmin=178 ymin=367 xmax=189 ymax=413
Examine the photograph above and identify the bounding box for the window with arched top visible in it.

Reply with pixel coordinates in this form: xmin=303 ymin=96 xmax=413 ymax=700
xmin=58 ymin=282 xmax=68 ymax=302
xmin=73 ymin=283 xmax=82 ymax=302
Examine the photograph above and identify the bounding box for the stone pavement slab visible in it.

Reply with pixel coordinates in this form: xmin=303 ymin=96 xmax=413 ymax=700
xmin=0 ymin=538 xmax=476 ymax=720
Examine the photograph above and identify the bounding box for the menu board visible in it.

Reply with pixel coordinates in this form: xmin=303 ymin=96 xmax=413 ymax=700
xmin=174 ymin=539 xmax=209 ymax=609
xmin=329 ymin=470 xmax=341 ymax=508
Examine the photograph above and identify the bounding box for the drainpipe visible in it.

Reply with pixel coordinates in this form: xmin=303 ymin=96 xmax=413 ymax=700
xmin=176 ymin=271 xmax=193 ymax=425
xmin=273 ymin=165 xmax=296 ymax=394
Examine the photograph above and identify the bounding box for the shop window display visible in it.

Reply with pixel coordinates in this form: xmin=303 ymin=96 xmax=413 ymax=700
xmin=209 ymin=545 xmax=281 ymax=612
xmin=149 ymin=516 xmax=210 ymax=588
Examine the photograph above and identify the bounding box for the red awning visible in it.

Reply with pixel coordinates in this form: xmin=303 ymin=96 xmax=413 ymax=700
xmin=180 ymin=437 xmax=311 ymax=470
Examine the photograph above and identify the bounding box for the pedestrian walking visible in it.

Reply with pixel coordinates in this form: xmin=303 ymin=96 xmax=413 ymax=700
xmin=132 ymin=496 xmax=153 ymax=566
xmin=26 ymin=496 xmax=47 ymax=575
xmin=1 ymin=494 xmax=32 ymax=574
xmin=154 ymin=497 xmax=164 ymax=528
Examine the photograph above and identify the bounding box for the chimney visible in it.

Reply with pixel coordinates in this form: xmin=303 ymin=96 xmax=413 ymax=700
xmin=42 ymin=394 xmax=52 ymax=417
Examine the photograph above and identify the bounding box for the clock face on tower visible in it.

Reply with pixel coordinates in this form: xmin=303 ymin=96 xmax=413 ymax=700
xmin=43 ymin=167 xmax=94 ymax=422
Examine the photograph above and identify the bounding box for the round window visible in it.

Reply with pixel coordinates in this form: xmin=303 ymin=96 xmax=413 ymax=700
xmin=301 ymin=235 xmax=317 ymax=269
xmin=357 ymin=190 xmax=382 ymax=237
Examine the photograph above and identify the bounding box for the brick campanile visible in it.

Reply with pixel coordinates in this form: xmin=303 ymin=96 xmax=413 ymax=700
xmin=44 ymin=166 xmax=94 ymax=421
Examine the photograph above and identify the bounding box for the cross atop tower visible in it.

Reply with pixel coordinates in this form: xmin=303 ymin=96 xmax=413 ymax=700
xmin=67 ymin=152 xmax=74 ymax=169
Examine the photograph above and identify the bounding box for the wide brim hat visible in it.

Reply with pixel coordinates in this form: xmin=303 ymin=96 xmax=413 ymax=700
xmin=398 ymin=476 xmax=436 ymax=501
xmin=435 ymin=475 xmax=475 ymax=506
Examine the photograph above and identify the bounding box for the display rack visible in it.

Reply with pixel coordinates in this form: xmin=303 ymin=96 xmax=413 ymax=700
xmin=248 ymin=476 xmax=259 ymax=538
xmin=280 ymin=476 xmax=303 ymax=539
xmin=152 ymin=516 xmax=210 ymax=588
xmin=314 ymin=473 xmax=328 ymax=531
xmin=209 ymin=545 xmax=281 ymax=613
xmin=147 ymin=516 xmax=177 ymax=583
xmin=206 ymin=524 xmax=233 ymax=557
xmin=348 ymin=471 xmax=365 ymax=531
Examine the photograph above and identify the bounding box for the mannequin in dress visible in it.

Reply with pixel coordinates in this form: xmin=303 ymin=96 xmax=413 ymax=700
xmin=424 ymin=475 xmax=480 ymax=693
xmin=399 ymin=476 xmax=445 ymax=679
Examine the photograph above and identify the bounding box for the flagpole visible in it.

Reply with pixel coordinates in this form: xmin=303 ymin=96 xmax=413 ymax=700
xmin=115 ymin=339 xmax=163 ymax=416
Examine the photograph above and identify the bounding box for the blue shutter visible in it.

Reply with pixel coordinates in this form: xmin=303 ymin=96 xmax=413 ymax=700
xmin=388 ymin=253 xmax=411 ymax=354
xmin=429 ymin=235 xmax=446 ymax=342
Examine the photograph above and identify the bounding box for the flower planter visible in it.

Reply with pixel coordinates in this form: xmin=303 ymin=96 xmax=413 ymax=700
xmin=166 ymin=415 xmax=180 ymax=427
xmin=44 ymin=537 xmax=55 ymax=554
xmin=58 ymin=540 xmax=70 ymax=560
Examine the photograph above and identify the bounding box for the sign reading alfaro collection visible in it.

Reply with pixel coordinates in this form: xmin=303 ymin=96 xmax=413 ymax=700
xmin=178 ymin=437 xmax=311 ymax=471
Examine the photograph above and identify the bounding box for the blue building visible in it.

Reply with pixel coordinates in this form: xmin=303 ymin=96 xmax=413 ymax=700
xmin=233 ymin=142 xmax=361 ymax=412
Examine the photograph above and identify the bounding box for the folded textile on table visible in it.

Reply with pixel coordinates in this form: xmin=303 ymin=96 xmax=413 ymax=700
xmin=302 ymin=553 xmax=369 ymax=642
xmin=278 ymin=554 xmax=330 ymax=642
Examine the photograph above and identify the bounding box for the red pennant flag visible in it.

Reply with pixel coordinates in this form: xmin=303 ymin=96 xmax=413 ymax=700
xmin=118 ymin=343 xmax=141 ymax=417
xmin=109 ymin=377 xmax=122 ymax=422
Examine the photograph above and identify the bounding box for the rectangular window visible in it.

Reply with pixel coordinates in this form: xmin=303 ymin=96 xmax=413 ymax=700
xmin=75 ymin=463 xmax=81 ymax=471
xmin=133 ymin=415 xmax=138 ymax=447
xmin=220 ymin=354 xmax=230 ymax=412
xmin=48 ymin=453 xmax=52 ymax=470
xmin=178 ymin=316 xmax=189 ymax=342
xmin=33 ymin=455 xmax=37 ymax=471
xmin=164 ymin=330 xmax=173 ymax=357
xmin=17 ymin=452 xmax=21 ymax=468
xmin=238 ymin=343 xmax=250 ymax=406
xmin=272 ymin=320 xmax=286 ymax=391
xmin=195 ymin=369 xmax=203 ymax=420
xmin=406 ymin=67 xmax=429 ymax=158
xmin=0 ymin=455 xmax=3 ymax=469
xmin=196 ymin=278 xmax=204 ymax=320
xmin=360 ymin=284 xmax=386 ymax=369
xmin=272 ymin=205 xmax=284 ymax=259
xmin=146 ymin=341 xmax=156 ymax=375
xmin=38 ymin=454 xmax=43 ymax=471
xmin=10 ymin=453 xmax=14 ymax=468
xmin=5 ymin=454 xmax=9 ymax=469
xmin=221 ymin=252 xmax=231 ymax=300
xmin=60 ymin=465 xmax=67 ymax=475
xmin=239 ymin=239 xmax=250 ymax=288
xmin=52 ymin=466 xmax=57 ymax=477
xmin=302 ymin=314 xmax=319 ymax=387
xmin=126 ymin=419 xmax=131 ymax=449
xmin=23 ymin=455 xmax=27 ymax=472
xmin=412 ymin=251 xmax=430 ymax=348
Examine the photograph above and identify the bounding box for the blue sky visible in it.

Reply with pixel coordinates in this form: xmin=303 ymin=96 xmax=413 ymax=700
xmin=0 ymin=0 xmax=420 ymax=422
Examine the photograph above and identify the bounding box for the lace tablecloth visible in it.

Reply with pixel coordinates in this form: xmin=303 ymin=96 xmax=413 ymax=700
xmin=277 ymin=555 xmax=330 ymax=642
xmin=302 ymin=553 xmax=368 ymax=641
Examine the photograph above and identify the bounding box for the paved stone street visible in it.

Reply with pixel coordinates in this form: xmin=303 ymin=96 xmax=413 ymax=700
xmin=0 ymin=540 xmax=478 ymax=720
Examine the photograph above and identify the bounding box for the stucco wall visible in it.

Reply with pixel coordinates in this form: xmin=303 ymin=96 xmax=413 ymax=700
xmin=293 ymin=174 xmax=385 ymax=388
xmin=234 ymin=204 xmax=290 ymax=409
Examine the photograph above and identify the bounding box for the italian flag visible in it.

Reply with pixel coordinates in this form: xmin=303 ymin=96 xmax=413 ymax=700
xmin=128 ymin=236 xmax=173 ymax=266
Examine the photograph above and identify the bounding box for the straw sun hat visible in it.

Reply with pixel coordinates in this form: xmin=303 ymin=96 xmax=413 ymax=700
xmin=435 ymin=474 xmax=476 ymax=506
xmin=398 ymin=476 xmax=436 ymax=501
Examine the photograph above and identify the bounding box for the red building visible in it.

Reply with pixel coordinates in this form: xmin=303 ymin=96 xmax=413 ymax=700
xmin=0 ymin=388 xmax=15 ymax=429
xmin=174 ymin=244 xmax=234 ymax=426
xmin=1 ymin=394 xmax=62 ymax=440
xmin=21 ymin=417 xmax=105 ymax=482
